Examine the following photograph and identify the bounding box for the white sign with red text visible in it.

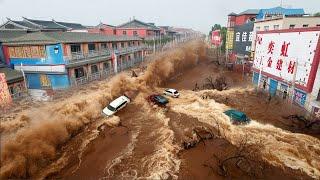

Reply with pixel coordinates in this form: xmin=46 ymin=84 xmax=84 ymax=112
xmin=253 ymin=30 xmax=320 ymax=90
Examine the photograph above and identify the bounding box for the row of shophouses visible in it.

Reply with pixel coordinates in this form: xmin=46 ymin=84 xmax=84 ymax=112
xmin=224 ymin=6 xmax=320 ymax=115
xmin=0 ymin=17 xmax=200 ymax=106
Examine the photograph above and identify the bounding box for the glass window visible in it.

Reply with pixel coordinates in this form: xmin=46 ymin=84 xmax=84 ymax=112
xmin=88 ymin=43 xmax=96 ymax=51
xmin=289 ymin=24 xmax=295 ymax=29
xmin=123 ymin=31 xmax=127 ymax=35
xmin=264 ymin=26 xmax=269 ymax=31
xmin=70 ymin=44 xmax=81 ymax=53
xmin=103 ymin=62 xmax=110 ymax=70
xmin=121 ymin=42 xmax=125 ymax=48
xmin=256 ymin=26 xmax=260 ymax=31
xmin=273 ymin=25 xmax=279 ymax=30
xmin=133 ymin=31 xmax=138 ymax=36
xmin=101 ymin=43 xmax=108 ymax=49
xmin=91 ymin=64 xmax=99 ymax=73
xmin=303 ymin=24 xmax=309 ymax=28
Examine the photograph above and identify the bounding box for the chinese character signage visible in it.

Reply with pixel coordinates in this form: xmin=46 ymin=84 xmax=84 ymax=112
xmin=226 ymin=29 xmax=234 ymax=50
xmin=0 ymin=73 xmax=12 ymax=107
xmin=8 ymin=45 xmax=46 ymax=58
xmin=233 ymin=22 xmax=254 ymax=56
xmin=211 ymin=30 xmax=222 ymax=47
xmin=253 ymin=30 xmax=320 ymax=92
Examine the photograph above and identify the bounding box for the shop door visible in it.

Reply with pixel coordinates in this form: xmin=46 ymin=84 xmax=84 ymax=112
xmin=269 ymin=79 xmax=278 ymax=96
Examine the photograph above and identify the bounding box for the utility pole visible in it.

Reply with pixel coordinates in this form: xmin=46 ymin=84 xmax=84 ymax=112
xmin=153 ymin=36 xmax=156 ymax=54
xmin=257 ymin=56 xmax=263 ymax=88
xmin=291 ymin=59 xmax=298 ymax=104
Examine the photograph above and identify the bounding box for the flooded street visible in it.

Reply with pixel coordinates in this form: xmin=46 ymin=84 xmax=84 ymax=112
xmin=1 ymin=41 xmax=320 ymax=180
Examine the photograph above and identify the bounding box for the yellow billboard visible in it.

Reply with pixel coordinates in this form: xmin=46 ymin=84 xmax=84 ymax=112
xmin=226 ymin=29 xmax=234 ymax=50
xmin=0 ymin=73 xmax=12 ymax=107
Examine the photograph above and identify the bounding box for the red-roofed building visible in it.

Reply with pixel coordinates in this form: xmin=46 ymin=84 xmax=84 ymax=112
xmin=88 ymin=23 xmax=116 ymax=35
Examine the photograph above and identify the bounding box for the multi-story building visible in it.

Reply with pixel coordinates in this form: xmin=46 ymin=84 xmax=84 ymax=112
xmin=0 ymin=30 xmax=27 ymax=100
xmin=0 ymin=17 xmax=88 ymax=32
xmin=116 ymin=19 xmax=161 ymax=39
xmin=1 ymin=32 xmax=145 ymax=91
xmin=252 ymin=27 xmax=320 ymax=115
xmin=225 ymin=9 xmax=259 ymax=61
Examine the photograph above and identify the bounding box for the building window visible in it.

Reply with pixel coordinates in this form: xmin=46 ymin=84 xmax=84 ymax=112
xmin=103 ymin=62 xmax=109 ymax=70
xmin=112 ymin=43 xmax=117 ymax=49
xmin=235 ymin=32 xmax=240 ymax=42
xmin=242 ymin=32 xmax=247 ymax=42
xmin=289 ymin=24 xmax=295 ymax=29
xmin=317 ymin=24 xmax=320 ymax=27
xmin=245 ymin=46 xmax=251 ymax=51
xmin=133 ymin=31 xmax=138 ymax=36
xmin=248 ymin=32 xmax=253 ymax=41
xmin=264 ymin=26 xmax=269 ymax=31
xmin=256 ymin=26 xmax=260 ymax=31
xmin=123 ymin=31 xmax=127 ymax=35
xmin=128 ymin=42 xmax=132 ymax=47
xmin=70 ymin=44 xmax=81 ymax=53
xmin=121 ymin=42 xmax=125 ymax=48
xmin=273 ymin=25 xmax=279 ymax=30
xmin=88 ymin=43 xmax=96 ymax=51
xmin=138 ymin=41 xmax=140 ymax=46
xmin=101 ymin=43 xmax=108 ymax=49
xmin=75 ymin=67 xmax=85 ymax=78
xmin=91 ymin=64 xmax=99 ymax=74
xmin=303 ymin=24 xmax=309 ymax=28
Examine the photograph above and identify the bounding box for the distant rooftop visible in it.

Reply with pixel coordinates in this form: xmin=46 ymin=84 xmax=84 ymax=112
xmin=117 ymin=19 xmax=160 ymax=30
xmin=0 ymin=17 xmax=87 ymax=31
xmin=256 ymin=7 xmax=305 ymax=20
xmin=238 ymin=9 xmax=260 ymax=15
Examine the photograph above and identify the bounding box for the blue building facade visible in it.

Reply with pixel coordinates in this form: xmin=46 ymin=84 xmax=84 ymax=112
xmin=8 ymin=43 xmax=70 ymax=90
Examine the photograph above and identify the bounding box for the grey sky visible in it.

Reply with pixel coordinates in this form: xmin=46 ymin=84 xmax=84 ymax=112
xmin=0 ymin=0 xmax=319 ymax=33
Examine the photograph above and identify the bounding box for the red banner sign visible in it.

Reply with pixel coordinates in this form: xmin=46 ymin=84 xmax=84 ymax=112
xmin=211 ymin=30 xmax=222 ymax=47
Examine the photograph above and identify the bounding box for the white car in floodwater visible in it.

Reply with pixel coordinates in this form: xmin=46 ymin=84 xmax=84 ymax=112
xmin=102 ymin=95 xmax=130 ymax=116
xmin=163 ymin=88 xmax=180 ymax=98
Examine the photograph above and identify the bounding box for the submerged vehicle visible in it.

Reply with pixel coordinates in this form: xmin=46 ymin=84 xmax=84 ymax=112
xmin=224 ymin=109 xmax=250 ymax=124
xmin=102 ymin=95 xmax=130 ymax=116
xmin=147 ymin=94 xmax=169 ymax=107
xmin=163 ymin=88 xmax=180 ymax=98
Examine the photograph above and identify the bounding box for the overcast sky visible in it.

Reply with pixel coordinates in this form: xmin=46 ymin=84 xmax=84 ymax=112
xmin=0 ymin=0 xmax=319 ymax=33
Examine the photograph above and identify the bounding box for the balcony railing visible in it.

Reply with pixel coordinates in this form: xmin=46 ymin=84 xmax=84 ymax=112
xmin=64 ymin=49 xmax=111 ymax=63
xmin=114 ymin=45 xmax=146 ymax=55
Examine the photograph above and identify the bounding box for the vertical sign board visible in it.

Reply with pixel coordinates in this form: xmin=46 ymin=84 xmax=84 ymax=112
xmin=253 ymin=29 xmax=320 ymax=92
xmin=0 ymin=73 xmax=12 ymax=107
xmin=211 ymin=30 xmax=222 ymax=47
xmin=226 ymin=29 xmax=234 ymax=50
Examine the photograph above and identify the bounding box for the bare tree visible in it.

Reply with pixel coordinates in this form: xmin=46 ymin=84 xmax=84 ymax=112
xmin=203 ymin=134 xmax=267 ymax=178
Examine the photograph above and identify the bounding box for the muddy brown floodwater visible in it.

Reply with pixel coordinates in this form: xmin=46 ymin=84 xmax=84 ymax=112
xmin=1 ymin=41 xmax=319 ymax=180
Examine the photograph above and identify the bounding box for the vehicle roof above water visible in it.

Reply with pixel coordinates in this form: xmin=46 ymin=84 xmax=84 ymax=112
xmin=166 ymin=88 xmax=178 ymax=92
xmin=109 ymin=95 xmax=129 ymax=107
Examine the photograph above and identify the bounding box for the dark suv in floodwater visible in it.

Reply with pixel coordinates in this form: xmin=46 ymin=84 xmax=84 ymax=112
xmin=147 ymin=94 xmax=169 ymax=107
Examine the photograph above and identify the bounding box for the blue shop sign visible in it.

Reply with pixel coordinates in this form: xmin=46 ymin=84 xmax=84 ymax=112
xmin=293 ymin=89 xmax=307 ymax=107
